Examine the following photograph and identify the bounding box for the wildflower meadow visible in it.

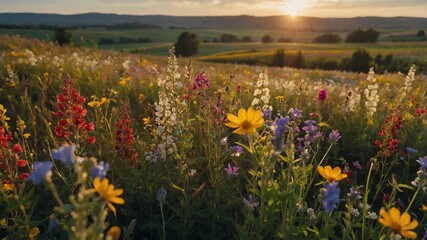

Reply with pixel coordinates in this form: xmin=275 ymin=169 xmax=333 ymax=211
xmin=0 ymin=35 xmax=426 ymax=239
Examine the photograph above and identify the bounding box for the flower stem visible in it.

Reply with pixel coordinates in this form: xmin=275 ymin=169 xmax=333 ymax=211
xmin=362 ymin=163 xmax=374 ymax=240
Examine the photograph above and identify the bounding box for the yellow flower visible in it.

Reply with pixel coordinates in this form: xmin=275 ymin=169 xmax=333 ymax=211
xmin=143 ymin=116 xmax=151 ymax=126
xmin=225 ymin=107 xmax=264 ymax=135
xmin=0 ymin=218 xmax=6 ymax=226
xmin=88 ymin=100 xmax=101 ymax=108
xmin=29 ymin=227 xmax=40 ymax=240
xmin=317 ymin=165 xmax=348 ymax=182
xmin=23 ymin=133 xmax=31 ymax=139
xmin=2 ymin=183 xmax=13 ymax=191
xmin=378 ymin=207 xmax=418 ymax=239
xmin=107 ymin=226 xmax=121 ymax=240
xmin=93 ymin=178 xmax=125 ymax=216
xmin=100 ymin=97 xmax=109 ymax=104
xmin=421 ymin=204 xmax=427 ymax=212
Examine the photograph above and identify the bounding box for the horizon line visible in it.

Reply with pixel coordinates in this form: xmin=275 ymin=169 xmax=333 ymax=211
xmin=0 ymin=11 xmax=425 ymax=19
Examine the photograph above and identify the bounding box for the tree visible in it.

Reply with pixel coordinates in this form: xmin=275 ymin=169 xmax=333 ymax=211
xmin=272 ymin=49 xmax=285 ymax=67
xmin=345 ymin=28 xmax=380 ymax=43
xmin=262 ymin=35 xmax=274 ymax=44
xmin=349 ymin=49 xmax=372 ymax=72
xmin=242 ymin=36 xmax=253 ymax=42
xmin=294 ymin=51 xmax=304 ymax=68
xmin=417 ymin=30 xmax=425 ymax=37
xmin=313 ymin=33 xmax=341 ymax=43
xmin=54 ymin=27 xmax=73 ymax=46
xmin=174 ymin=32 xmax=199 ymax=57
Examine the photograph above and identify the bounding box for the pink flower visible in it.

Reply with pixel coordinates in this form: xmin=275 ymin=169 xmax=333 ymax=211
xmin=318 ymin=89 xmax=327 ymax=101
xmin=224 ymin=163 xmax=239 ymax=177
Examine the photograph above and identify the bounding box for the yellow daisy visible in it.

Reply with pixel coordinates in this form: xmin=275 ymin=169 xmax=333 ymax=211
xmin=317 ymin=165 xmax=348 ymax=182
xmin=378 ymin=207 xmax=418 ymax=239
xmin=107 ymin=226 xmax=121 ymax=240
xmin=93 ymin=178 xmax=125 ymax=216
xmin=225 ymin=107 xmax=264 ymax=135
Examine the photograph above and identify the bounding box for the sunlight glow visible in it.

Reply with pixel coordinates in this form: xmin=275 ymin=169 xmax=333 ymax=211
xmin=283 ymin=0 xmax=314 ymax=17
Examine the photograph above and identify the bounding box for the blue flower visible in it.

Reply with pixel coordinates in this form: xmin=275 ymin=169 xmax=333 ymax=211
xmin=288 ymin=108 xmax=303 ymax=119
xmin=231 ymin=145 xmax=244 ymax=157
xmin=27 ymin=161 xmax=53 ymax=185
xmin=417 ymin=156 xmax=427 ymax=171
xmin=321 ymin=181 xmax=340 ymax=213
xmin=406 ymin=147 xmax=419 ymax=154
xmin=156 ymin=186 xmax=167 ymax=203
xmin=90 ymin=161 xmax=110 ymax=180
xmin=52 ymin=144 xmax=76 ymax=166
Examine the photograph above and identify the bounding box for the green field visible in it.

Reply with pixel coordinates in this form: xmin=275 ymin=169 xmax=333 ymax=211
xmin=1 ymin=27 xmax=426 ymax=66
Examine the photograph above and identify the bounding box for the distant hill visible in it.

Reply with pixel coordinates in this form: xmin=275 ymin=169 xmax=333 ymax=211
xmin=0 ymin=13 xmax=426 ymax=31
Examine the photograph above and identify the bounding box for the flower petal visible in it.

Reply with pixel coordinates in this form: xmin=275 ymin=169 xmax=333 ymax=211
xmin=389 ymin=207 xmax=401 ymax=224
xmin=237 ymin=108 xmax=247 ymax=121
xmin=400 ymin=230 xmax=417 ymax=239
xmin=247 ymin=107 xmax=255 ymax=121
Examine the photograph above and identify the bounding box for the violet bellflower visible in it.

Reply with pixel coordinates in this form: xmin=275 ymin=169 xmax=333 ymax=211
xmin=272 ymin=116 xmax=290 ymax=152
xmin=321 ymin=181 xmax=340 ymax=213
xmin=417 ymin=156 xmax=427 ymax=171
xmin=328 ymin=130 xmax=341 ymax=143
xmin=51 ymin=144 xmax=76 ymax=166
xmin=27 ymin=161 xmax=53 ymax=185
xmin=90 ymin=161 xmax=110 ymax=180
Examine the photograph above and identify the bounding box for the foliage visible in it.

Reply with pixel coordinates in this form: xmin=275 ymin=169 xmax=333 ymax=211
xmin=262 ymin=34 xmax=274 ymax=43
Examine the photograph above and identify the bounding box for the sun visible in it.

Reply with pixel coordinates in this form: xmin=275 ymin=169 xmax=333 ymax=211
xmin=283 ymin=0 xmax=313 ymax=17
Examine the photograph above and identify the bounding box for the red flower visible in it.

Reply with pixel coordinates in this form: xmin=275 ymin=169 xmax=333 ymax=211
xmin=88 ymin=136 xmax=96 ymax=144
xmin=19 ymin=173 xmax=29 ymax=180
xmin=12 ymin=144 xmax=23 ymax=154
xmin=85 ymin=122 xmax=95 ymax=131
xmin=16 ymin=160 xmax=28 ymax=167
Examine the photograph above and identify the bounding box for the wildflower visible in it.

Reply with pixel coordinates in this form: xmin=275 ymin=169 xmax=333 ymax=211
xmin=224 ymin=163 xmax=239 ymax=177
xmin=243 ymin=195 xmax=259 ymax=210
xmin=2 ymin=183 xmax=13 ymax=191
xmin=307 ymin=208 xmax=317 ymax=221
xmin=11 ymin=144 xmax=23 ymax=154
xmin=251 ymin=68 xmax=272 ymax=117
xmin=271 ymin=116 xmax=290 ymax=152
xmin=364 ymin=68 xmax=379 ymax=121
xmin=352 ymin=161 xmax=362 ymax=170
xmin=406 ymin=147 xmax=418 ymax=154
xmin=417 ymin=156 xmax=427 ymax=171
xmin=351 ymin=208 xmax=360 ymax=217
xmin=93 ymin=178 xmax=124 ymax=216
xmin=288 ymin=108 xmax=303 ymax=119
xmin=19 ymin=173 xmax=29 ymax=180
xmin=90 ymin=161 xmax=110 ymax=180
xmin=328 ymin=130 xmax=341 ymax=143
xmin=23 ymin=133 xmax=31 ymax=139
xmin=156 ymin=186 xmax=167 ymax=203
xmin=225 ymin=107 xmax=264 ymax=135
xmin=143 ymin=116 xmax=151 ymax=126
xmin=27 ymin=161 xmax=53 ymax=185
xmin=192 ymin=72 xmax=211 ymax=96
xmin=366 ymin=211 xmax=378 ymax=220
xmin=220 ymin=137 xmax=228 ymax=146
xmin=114 ymin=105 xmax=138 ymax=164
xmin=16 ymin=159 xmax=28 ymax=167
xmin=231 ymin=146 xmax=243 ymax=157
xmin=29 ymin=227 xmax=40 ymax=240
xmin=421 ymin=204 xmax=427 ymax=212
xmin=107 ymin=226 xmax=121 ymax=240
xmin=318 ymin=89 xmax=327 ymax=101
xmin=51 ymin=144 xmax=76 ymax=166
xmin=400 ymin=65 xmax=416 ymax=100
xmin=378 ymin=207 xmax=418 ymax=239
xmin=317 ymin=165 xmax=348 ymax=182
xmin=321 ymin=181 xmax=340 ymax=213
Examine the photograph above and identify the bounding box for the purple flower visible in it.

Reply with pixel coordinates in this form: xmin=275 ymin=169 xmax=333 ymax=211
xmin=318 ymin=89 xmax=327 ymax=101
xmin=417 ymin=156 xmax=427 ymax=171
xmin=352 ymin=161 xmax=362 ymax=170
xmin=243 ymin=194 xmax=259 ymax=210
xmin=263 ymin=108 xmax=272 ymax=120
xmin=272 ymin=116 xmax=290 ymax=152
xmin=225 ymin=163 xmax=239 ymax=177
xmin=51 ymin=144 xmax=76 ymax=166
xmin=288 ymin=108 xmax=303 ymax=119
xmin=328 ymin=130 xmax=341 ymax=143
xmin=321 ymin=181 xmax=340 ymax=213
xmin=27 ymin=161 xmax=53 ymax=185
xmin=90 ymin=161 xmax=110 ymax=180
xmin=302 ymin=121 xmax=320 ymax=143
xmin=231 ymin=146 xmax=243 ymax=157
xmin=192 ymin=72 xmax=210 ymax=95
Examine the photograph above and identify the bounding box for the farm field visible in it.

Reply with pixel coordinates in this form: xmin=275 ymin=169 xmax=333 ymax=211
xmin=0 ymin=35 xmax=426 ymax=239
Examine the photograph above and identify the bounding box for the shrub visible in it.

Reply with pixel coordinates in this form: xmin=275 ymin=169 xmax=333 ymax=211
xmin=313 ymin=33 xmax=342 ymax=43
xmin=174 ymin=31 xmax=199 ymax=57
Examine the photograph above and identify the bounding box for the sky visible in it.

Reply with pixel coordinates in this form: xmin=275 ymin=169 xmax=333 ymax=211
xmin=0 ymin=0 xmax=425 ymax=18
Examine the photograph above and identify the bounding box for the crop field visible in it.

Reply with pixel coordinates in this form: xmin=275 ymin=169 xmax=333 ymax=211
xmin=0 ymin=34 xmax=426 ymax=239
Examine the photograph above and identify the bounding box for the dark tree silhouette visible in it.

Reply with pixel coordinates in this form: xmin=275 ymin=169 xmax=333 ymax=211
xmin=174 ymin=32 xmax=199 ymax=57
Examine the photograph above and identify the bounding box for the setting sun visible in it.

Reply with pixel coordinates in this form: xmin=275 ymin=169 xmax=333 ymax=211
xmin=283 ymin=0 xmax=314 ymax=17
